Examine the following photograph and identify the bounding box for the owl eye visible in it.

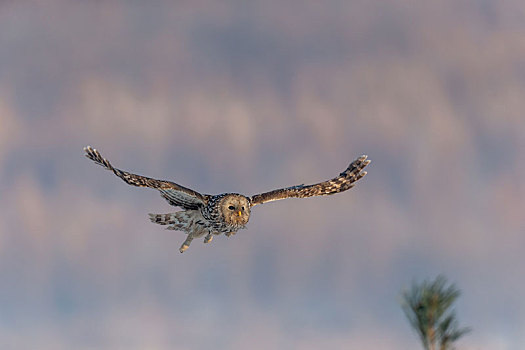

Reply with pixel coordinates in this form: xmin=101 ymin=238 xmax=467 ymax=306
xmin=241 ymin=206 xmax=245 ymax=211
xmin=228 ymin=205 xmax=235 ymax=210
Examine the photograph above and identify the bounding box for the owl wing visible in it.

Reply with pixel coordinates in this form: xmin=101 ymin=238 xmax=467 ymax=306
xmin=250 ymin=155 xmax=370 ymax=207
xmin=84 ymin=146 xmax=208 ymax=209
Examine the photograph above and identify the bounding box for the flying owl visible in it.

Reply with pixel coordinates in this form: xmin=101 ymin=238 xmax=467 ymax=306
xmin=84 ymin=146 xmax=370 ymax=253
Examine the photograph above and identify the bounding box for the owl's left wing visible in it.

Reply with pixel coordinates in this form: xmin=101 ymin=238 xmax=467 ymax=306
xmin=84 ymin=146 xmax=208 ymax=209
xmin=250 ymin=155 xmax=370 ymax=207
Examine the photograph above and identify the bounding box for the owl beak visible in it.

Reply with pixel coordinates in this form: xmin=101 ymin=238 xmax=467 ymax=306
xmin=238 ymin=210 xmax=242 ymax=217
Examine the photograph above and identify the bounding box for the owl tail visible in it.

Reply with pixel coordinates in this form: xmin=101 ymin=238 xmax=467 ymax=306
xmin=148 ymin=212 xmax=188 ymax=230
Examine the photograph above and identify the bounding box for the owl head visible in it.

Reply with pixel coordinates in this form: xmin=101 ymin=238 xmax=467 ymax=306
xmin=220 ymin=194 xmax=251 ymax=227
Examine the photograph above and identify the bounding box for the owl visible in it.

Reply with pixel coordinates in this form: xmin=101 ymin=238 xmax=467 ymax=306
xmin=84 ymin=146 xmax=370 ymax=253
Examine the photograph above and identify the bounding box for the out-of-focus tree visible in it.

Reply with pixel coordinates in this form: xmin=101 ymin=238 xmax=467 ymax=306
xmin=401 ymin=275 xmax=470 ymax=350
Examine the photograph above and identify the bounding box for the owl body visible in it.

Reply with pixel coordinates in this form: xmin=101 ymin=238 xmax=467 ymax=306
xmin=149 ymin=193 xmax=251 ymax=252
xmin=84 ymin=146 xmax=369 ymax=253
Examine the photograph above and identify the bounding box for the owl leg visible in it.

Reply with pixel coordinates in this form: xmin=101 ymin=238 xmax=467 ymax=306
xmin=204 ymin=233 xmax=213 ymax=243
xmin=179 ymin=234 xmax=194 ymax=253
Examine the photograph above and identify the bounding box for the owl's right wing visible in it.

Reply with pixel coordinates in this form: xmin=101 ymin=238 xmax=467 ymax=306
xmin=84 ymin=146 xmax=208 ymax=209
xmin=250 ymin=155 xmax=370 ymax=207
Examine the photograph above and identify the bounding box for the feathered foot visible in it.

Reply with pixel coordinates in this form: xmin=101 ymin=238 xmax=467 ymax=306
xmin=179 ymin=235 xmax=193 ymax=253
xmin=204 ymin=233 xmax=213 ymax=243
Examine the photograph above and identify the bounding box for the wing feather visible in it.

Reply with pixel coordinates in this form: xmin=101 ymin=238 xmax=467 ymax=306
xmin=84 ymin=146 xmax=208 ymax=209
xmin=250 ymin=155 xmax=370 ymax=206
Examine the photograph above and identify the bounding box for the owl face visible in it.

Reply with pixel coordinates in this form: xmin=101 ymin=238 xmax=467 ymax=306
xmin=220 ymin=194 xmax=251 ymax=227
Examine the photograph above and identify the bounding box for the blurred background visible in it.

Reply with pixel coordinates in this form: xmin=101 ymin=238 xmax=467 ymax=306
xmin=1 ymin=0 xmax=524 ymax=349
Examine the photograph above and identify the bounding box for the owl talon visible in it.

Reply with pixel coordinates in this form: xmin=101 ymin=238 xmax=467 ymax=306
xmin=204 ymin=234 xmax=213 ymax=243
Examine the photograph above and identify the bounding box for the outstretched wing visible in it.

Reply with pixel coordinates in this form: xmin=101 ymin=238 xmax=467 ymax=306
xmin=84 ymin=146 xmax=208 ymax=209
xmin=250 ymin=155 xmax=370 ymax=207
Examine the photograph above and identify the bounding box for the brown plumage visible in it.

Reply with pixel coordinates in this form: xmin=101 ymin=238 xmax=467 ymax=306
xmin=84 ymin=146 xmax=370 ymax=253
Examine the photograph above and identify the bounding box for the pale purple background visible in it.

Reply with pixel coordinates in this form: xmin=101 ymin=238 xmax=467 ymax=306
xmin=1 ymin=1 xmax=524 ymax=349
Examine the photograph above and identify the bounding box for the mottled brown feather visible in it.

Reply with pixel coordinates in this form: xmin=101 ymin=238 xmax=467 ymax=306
xmin=250 ymin=155 xmax=370 ymax=206
xmin=84 ymin=146 xmax=208 ymax=209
